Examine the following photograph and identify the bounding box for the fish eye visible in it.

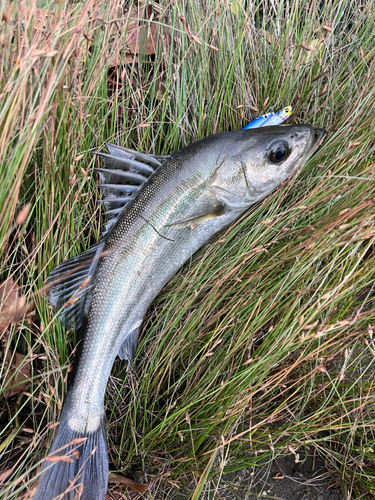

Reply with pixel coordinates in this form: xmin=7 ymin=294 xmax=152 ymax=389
xmin=267 ymin=140 xmax=290 ymax=164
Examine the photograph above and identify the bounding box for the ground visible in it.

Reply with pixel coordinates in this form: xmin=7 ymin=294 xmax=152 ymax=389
xmin=157 ymin=452 xmax=344 ymax=500
xmin=226 ymin=453 xmax=344 ymax=500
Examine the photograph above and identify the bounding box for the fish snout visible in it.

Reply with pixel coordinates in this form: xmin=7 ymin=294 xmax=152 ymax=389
xmin=312 ymin=128 xmax=327 ymax=151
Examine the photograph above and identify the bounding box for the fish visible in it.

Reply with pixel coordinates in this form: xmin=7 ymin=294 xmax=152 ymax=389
xmin=243 ymin=106 xmax=292 ymax=129
xmin=34 ymin=124 xmax=326 ymax=500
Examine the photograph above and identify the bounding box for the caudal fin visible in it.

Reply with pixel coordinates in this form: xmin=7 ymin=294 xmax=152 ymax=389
xmin=34 ymin=404 xmax=108 ymax=500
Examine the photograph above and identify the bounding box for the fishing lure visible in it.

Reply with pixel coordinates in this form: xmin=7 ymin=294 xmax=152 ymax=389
xmin=243 ymin=106 xmax=292 ymax=129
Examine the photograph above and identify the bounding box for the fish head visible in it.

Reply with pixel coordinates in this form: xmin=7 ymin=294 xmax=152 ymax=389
xmin=210 ymin=125 xmax=326 ymax=209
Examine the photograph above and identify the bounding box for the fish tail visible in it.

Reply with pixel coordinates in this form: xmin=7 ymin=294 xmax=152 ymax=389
xmin=34 ymin=393 xmax=108 ymax=500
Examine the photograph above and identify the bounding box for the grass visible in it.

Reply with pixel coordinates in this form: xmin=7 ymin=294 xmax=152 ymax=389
xmin=1 ymin=0 xmax=375 ymax=498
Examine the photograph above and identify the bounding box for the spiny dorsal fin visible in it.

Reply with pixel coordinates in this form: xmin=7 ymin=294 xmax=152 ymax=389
xmin=95 ymin=143 xmax=170 ymax=237
xmin=96 ymin=153 xmax=155 ymax=177
xmin=104 ymin=143 xmax=168 ymax=169
xmin=46 ymin=242 xmax=105 ymax=330
xmin=95 ymin=168 xmax=146 ymax=186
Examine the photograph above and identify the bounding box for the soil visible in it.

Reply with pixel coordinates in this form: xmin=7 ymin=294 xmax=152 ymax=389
xmin=216 ymin=452 xmax=344 ymax=500
xmin=110 ymin=451 xmax=344 ymax=499
xmin=153 ymin=451 xmax=345 ymax=500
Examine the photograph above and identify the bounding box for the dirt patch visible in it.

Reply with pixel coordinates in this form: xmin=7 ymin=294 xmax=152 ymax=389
xmin=219 ymin=452 xmax=343 ymax=500
xmin=155 ymin=451 xmax=344 ymax=499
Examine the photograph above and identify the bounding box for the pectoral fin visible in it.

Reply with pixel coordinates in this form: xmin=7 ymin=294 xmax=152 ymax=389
xmin=165 ymin=205 xmax=226 ymax=229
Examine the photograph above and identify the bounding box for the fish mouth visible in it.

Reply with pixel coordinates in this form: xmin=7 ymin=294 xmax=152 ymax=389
xmin=310 ymin=128 xmax=327 ymax=154
xmin=286 ymin=127 xmax=326 ymax=177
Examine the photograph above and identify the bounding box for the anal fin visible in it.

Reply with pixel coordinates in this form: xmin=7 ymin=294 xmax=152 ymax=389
xmin=118 ymin=327 xmax=140 ymax=369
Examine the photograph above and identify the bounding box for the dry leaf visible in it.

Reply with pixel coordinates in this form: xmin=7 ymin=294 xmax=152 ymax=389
xmin=0 ymin=277 xmax=31 ymax=333
xmin=125 ymin=8 xmax=158 ymax=56
xmin=319 ymin=84 xmax=327 ymax=96
xmin=105 ymin=492 xmax=122 ymax=500
xmin=19 ymin=485 xmax=37 ymax=500
xmin=32 ymin=49 xmax=46 ymax=57
xmin=21 ymin=428 xmax=34 ymax=434
xmin=108 ymin=473 xmax=149 ymax=493
xmin=3 ymin=350 xmax=31 ymax=399
xmin=126 ymin=20 xmax=158 ymax=55
xmin=16 ymin=203 xmax=31 ymax=225
xmin=44 ymin=455 xmax=74 ymax=463
xmin=48 ymin=422 xmax=60 ymax=429
xmin=302 ymin=321 xmax=319 ymax=330
xmin=0 ymin=278 xmax=21 ymax=331
xmin=67 ymin=437 xmax=87 ymax=446
xmin=79 ymin=276 xmax=91 ymax=288
xmin=64 ymin=296 xmax=79 ymax=307
xmin=0 ymin=468 xmax=13 ymax=484
xmin=108 ymin=6 xmax=159 ymax=67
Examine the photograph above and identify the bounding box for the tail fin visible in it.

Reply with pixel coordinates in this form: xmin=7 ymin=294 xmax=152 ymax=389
xmin=34 ymin=398 xmax=108 ymax=500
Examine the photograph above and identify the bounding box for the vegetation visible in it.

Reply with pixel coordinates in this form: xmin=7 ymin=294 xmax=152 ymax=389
xmin=1 ymin=0 xmax=375 ymax=498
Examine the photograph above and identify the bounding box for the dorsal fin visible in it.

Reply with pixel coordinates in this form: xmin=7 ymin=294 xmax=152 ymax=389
xmin=95 ymin=168 xmax=146 ymax=186
xmin=46 ymin=242 xmax=105 ymax=330
xmin=98 ymin=196 xmax=133 ymax=211
xmin=96 ymin=153 xmax=155 ymax=176
xmin=104 ymin=143 xmax=167 ymax=169
xmin=95 ymin=143 xmax=170 ymax=237
xmin=99 ymin=184 xmax=139 ymax=197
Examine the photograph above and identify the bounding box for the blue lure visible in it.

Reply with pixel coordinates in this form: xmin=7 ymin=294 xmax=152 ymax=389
xmin=243 ymin=106 xmax=292 ymax=129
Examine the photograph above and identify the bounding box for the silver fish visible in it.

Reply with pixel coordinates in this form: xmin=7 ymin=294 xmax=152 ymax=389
xmin=34 ymin=125 xmax=326 ymax=500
